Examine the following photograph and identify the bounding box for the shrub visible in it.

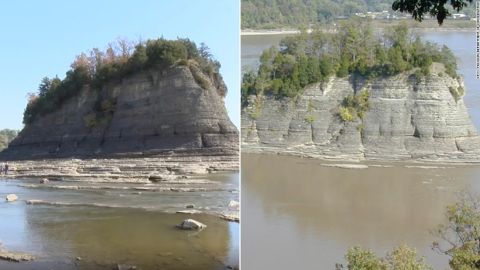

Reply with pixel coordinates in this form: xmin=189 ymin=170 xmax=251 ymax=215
xmin=83 ymin=113 xmax=97 ymax=129
xmin=338 ymin=91 xmax=370 ymax=122
xmin=339 ymin=106 xmax=355 ymax=122
xmin=304 ymin=114 xmax=315 ymax=123
xmin=337 ymin=245 xmax=432 ymax=270
xmin=343 ymin=246 xmax=386 ymax=270
xmin=432 ymin=193 xmax=480 ymax=270
xmin=189 ymin=65 xmax=210 ymax=90
xmin=386 ymin=245 xmax=432 ymax=270
xmin=248 ymin=98 xmax=263 ymax=120
xmin=449 ymin=86 xmax=464 ymax=103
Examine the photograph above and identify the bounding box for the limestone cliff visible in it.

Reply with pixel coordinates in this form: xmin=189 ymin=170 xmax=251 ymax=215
xmin=2 ymin=65 xmax=238 ymax=160
xmin=242 ymin=65 xmax=480 ymax=161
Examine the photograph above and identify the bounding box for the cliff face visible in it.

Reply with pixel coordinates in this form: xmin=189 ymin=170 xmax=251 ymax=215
xmin=2 ymin=65 xmax=238 ymax=160
xmin=242 ymin=66 xmax=480 ymax=161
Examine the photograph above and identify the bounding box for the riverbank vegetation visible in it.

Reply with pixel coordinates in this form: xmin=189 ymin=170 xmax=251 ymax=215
xmin=0 ymin=129 xmax=18 ymax=151
xmin=339 ymin=193 xmax=480 ymax=269
xmin=23 ymin=38 xmax=222 ymax=125
xmin=241 ymin=19 xmax=458 ymax=106
xmin=242 ymin=0 xmax=476 ymax=29
xmin=336 ymin=245 xmax=432 ymax=270
xmin=339 ymin=91 xmax=370 ymax=122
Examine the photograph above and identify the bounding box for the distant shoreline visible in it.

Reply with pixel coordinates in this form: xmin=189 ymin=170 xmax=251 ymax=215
xmin=241 ymin=27 xmax=475 ymax=36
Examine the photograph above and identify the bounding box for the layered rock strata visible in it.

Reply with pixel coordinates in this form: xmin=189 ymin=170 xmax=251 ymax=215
xmin=242 ymin=66 xmax=480 ymax=161
xmin=1 ymin=65 xmax=238 ymax=160
xmin=3 ymin=155 xmax=238 ymax=183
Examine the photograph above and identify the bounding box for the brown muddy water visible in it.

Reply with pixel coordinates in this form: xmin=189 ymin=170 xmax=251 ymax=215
xmin=242 ymin=154 xmax=480 ymax=269
xmin=241 ymin=31 xmax=480 ymax=269
xmin=0 ymin=173 xmax=238 ymax=270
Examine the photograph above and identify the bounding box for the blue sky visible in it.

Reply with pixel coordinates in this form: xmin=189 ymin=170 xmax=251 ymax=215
xmin=0 ymin=0 xmax=240 ymax=130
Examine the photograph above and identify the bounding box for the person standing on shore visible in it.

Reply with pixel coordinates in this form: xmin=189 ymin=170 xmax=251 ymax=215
xmin=0 ymin=162 xmax=4 ymax=175
xmin=4 ymin=162 xmax=8 ymax=175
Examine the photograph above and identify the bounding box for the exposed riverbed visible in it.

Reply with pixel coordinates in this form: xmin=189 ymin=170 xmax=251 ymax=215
xmin=0 ymin=171 xmax=239 ymax=269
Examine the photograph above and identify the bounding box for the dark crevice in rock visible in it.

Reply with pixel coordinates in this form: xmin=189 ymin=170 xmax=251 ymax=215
xmin=413 ymin=126 xmax=421 ymax=138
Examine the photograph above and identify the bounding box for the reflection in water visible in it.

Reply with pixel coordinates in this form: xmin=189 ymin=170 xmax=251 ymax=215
xmin=0 ymin=173 xmax=238 ymax=270
xmin=242 ymin=154 xmax=480 ymax=269
xmin=29 ymin=208 xmax=232 ymax=270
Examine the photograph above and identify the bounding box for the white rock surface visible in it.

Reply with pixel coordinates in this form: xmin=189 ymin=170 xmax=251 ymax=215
xmin=5 ymin=194 xmax=17 ymax=202
xmin=176 ymin=219 xmax=207 ymax=230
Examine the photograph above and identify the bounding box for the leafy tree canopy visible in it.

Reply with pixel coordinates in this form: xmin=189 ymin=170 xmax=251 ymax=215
xmin=24 ymin=38 xmax=222 ymax=125
xmin=0 ymin=129 xmax=19 ymax=151
xmin=392 ymin=0 xmax=474 ymax=25
xmin=242 ymin=19 xmax=458 ymax=106
xmin=336 ymin=244 xmax=432 ymax=270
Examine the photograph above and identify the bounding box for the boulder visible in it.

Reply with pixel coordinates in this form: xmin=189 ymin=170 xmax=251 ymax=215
xmin=40 ymin=178 xmax=49 ymax=184
xmin=176 ymin=210 xmax=202 ymax=214
xmin=176 ymin=219 xmax=207 ymax=230
xmin=228 ymin=200 xmax=239 ymax=210
xmin=5 ymin=194 xmax=17 ymax=202
xmin=221 ymin=213 xmax=240 ymax=222
xmin=26 ymin=200 xmax=44 ymax=205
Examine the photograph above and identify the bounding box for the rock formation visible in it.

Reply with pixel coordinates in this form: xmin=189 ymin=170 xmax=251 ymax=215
xmin=242 ymin=65 xmax=480 ymax=161
xmin=1 ymin=65 xmax=238 ymax=160
xmin=176 ymin=219 xmax=207 ymax=230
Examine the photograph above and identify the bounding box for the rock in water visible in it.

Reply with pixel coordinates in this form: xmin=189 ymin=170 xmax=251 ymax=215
xmin=176 ymin=210 xmax=202 ymax=214
xmin=25 ymin=200 xmax=44 ymax=205
xmin=0 ymin=65 xmax=238 ymax=160
xmin=176 ymin=219 xmax=207 ymax=230
xmin=5 ymin=194 xmax=17 ymax=202
xmin=242 ymin=69 xmax=480 ymax=161
xmin=40 ymin=178 xmax=49 ymax=184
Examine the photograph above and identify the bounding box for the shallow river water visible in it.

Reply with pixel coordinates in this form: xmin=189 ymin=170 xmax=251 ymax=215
xmin=0 ymin=173 xmax=239 ymax=270
xmin=241 ymin=31 xmax=480 ymax=269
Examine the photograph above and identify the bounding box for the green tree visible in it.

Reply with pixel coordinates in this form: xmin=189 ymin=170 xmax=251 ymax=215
xmin=337 ymin=245 xmax=432 ymax=270
xmin=432 ymin=193 xmax=480 ymax=269
xmin=128 ymin=43 xmax=148 ymax=72
xmin=0 ymin=129 xmax=19 ymax=151
xmin=23 ymin=38 xmax=220 ymax=125
xmin=386 ymin=245 xmax=432 ymax=270
xmin=392 ymin=0 xmax=474 ymax=25
xmin=241 ymin=18 xmax=460 ymax=106
xmin=38 ymin=77 xmax=52 ymax=97
xmin=343 ymin=246 xmax=387 ymax=270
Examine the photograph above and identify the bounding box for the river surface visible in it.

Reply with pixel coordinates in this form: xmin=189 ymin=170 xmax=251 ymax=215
xmin=0 ymin=173 xmax=239 ymax=270
xmin=241 ymin=31 xmax=480 ymax=269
